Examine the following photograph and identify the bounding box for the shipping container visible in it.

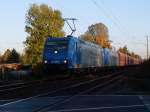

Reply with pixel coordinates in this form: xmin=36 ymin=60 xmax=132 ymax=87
xmin=118 ymin=52 xmax=127 ymax=66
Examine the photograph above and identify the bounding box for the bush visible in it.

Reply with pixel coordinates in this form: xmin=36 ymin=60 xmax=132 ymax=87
xmin=32 ymin=63 xmax=44 ymax=76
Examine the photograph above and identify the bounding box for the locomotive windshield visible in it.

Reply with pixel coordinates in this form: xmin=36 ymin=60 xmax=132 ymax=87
xmin=45 ymin=40 xmax=68 ymax=50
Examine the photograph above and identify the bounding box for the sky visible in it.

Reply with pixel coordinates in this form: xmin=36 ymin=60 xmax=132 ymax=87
xmin=0 ymin=0 xmax=150 ymax=58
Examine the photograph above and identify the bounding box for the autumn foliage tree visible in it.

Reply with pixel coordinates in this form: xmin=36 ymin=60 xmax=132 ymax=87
xmin=24 ymin=4 xmax=65 ymax=64
xmin=118 ymin=46 xmax=128 ymax=54
xmin=81 ymin=23 xmax=111 ymax=48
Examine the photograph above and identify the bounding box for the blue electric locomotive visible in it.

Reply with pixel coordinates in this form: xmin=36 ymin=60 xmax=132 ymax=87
xmin=43 ymin=36 xmax=103 ymax=70
xmin=43 ymin=35 xmax=140 ymax=72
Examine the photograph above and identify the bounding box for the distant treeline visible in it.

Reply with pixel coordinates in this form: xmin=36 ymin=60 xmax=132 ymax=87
xmin=0 ymin=49 xmax=20 ymax=64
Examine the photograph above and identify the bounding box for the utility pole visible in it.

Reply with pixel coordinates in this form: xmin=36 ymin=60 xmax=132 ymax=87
xmin=145 ymin=35 xmax=149 ymax=59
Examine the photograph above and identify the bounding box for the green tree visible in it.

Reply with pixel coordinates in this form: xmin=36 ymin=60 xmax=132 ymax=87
xmin=81 ymin=23 xmax=111 ymax=48
xmin=9 ymin=49 xmax=20 ymax=63
xmin=24 ymin=4 xmax=65 ymax=64
xmin=2 ymin=49 xmax=11 ymax=63
xmin=2 ymin=49 xmax=20 ymax=63
xmin=0 ymin=52 xmax=2 ymax=63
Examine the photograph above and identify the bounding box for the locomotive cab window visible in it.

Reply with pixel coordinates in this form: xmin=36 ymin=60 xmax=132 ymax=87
xmin=45 ymin=41 xmax=68 ymax=50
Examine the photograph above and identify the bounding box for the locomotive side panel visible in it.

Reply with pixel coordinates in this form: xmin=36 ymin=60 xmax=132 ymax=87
xmin=75 ymin=40 xmax=102 ymax=68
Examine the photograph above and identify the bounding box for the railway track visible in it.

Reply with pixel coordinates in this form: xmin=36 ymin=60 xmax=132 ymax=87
xmin=0 ymin=69 xmax=128 ymax=112
xmin=27 ymin=70 xmax=128 ymax=112
xmin=0 ymin=75 xmax=73 ymax=99
xmin=0 ymin=80 xmax=21 ymax=86
xmin=0 ymin=72 xmax=104 ymax=99
xmin=0 ymin=68 xmax=126 ymax=99
xmin=0 ymin=75 xmax=69 ymax=92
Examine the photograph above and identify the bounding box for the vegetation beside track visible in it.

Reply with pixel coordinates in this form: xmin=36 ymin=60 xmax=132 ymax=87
xmin=125 ymin=60 xmax=150 ymax=92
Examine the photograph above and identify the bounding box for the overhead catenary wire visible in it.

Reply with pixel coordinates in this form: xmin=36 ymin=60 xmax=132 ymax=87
xmin=91 ymin=0 xmax=145 ymax=56
xmin=91 ymin=0 xmax=126 ymax=36
xmin=99 ymin=0 xmax=134 ymax=38
xmin=92 ymin=0 xmax=145 ymax=46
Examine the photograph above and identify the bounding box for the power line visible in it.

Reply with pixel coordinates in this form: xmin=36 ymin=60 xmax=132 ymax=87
xmin=99 ymin=0 xmax=133 ymax=38
xmin=91 ymin=0 xmax=146 ymax=58
xmin=91 ymin=0 xmax=143 ymax=56
xmin=91 ymin=0 xmax=126 ymax=35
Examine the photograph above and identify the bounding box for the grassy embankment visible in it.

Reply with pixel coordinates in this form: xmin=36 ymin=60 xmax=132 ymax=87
xmin=127 ymin=60 xmax=150 ymax=92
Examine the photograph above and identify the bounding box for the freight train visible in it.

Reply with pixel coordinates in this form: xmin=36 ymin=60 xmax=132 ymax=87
xmin=43 ymin=36 xmax=141 ymax=71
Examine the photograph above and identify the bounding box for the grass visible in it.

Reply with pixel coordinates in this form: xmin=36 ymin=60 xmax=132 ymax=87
xmin=126 ymin=60 xmax=150 ymax=92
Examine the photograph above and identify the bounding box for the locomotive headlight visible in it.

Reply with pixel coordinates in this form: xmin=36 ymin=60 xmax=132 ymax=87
xmin=64 ymin=60 xmax=67 ymax=63
xmin=54 ymin=50 xmax=58 ymax=54
xmin=44 ymin=60 xmax=48 ymax=64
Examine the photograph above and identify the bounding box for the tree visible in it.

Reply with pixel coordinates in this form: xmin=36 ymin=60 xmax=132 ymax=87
xmin=118 ymin=46 xmax=141 ymax=59
xmin=118 ymin=46 xmax=128 ymax=54
xmin=24 ymin=4 xmax=65 ymax=64
xmin=81 ymin=23 xmax=111 ymax=48
xmin=9 ymin=49 xmax=20 ymax=63
xmin=0 ymin=52 xmax=2 ymax=63
xmin=2 ymin=49 xmax=11 ymax=63
xmin=1 ymin=49 xmax=20 ymax=63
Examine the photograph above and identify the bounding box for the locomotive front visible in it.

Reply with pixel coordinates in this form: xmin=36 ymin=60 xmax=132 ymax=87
xmin=43 ymin=37 xmax=69 ymax=70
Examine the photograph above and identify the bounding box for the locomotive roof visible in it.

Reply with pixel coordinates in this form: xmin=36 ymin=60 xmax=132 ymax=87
xmin=47 ymin=36 xmax=71 ymax=40
xmin=47 ymin=36 xmax=102 ymax=48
